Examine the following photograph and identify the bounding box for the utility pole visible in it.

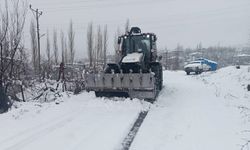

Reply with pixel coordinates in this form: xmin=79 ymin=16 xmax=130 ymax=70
xmin=30 ymin=5 xmax=42 ymax=76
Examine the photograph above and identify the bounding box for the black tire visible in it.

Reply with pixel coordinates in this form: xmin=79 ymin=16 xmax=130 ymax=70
xmin=186 ymin=72 xmax=190 ymax=75
xmin=95 ymin=91 xmax=102 ymax=97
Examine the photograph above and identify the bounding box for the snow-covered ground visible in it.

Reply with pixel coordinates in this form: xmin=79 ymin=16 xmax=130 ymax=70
xmin=0 ymin=94 xmax=149 ymax=150
xmin=0 ymin=66 xmax=250 ymax=150
xmin=132 ymin=66 xmax=250 ymax=150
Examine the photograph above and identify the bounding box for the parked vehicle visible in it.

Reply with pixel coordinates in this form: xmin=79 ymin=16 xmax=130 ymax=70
xmin=184 ymin=58 xmax=217 ymax=75
xmin=196 ymin=58 xmax=217 ymax=71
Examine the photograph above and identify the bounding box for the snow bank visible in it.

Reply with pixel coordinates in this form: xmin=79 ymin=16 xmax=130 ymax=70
xmin=198 ymin=66 xmax=250 ymax=108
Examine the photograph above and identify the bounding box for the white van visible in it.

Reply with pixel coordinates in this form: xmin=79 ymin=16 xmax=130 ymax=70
xmin=184 ymin=61 xmax=211 ymax=75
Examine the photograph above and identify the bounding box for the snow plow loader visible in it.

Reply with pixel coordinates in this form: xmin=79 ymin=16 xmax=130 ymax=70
xmin=85 ymin=27 xmax=163 ymax=101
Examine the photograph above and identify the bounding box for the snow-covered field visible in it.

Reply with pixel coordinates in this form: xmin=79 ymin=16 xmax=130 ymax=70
xmin=1 ymin=66 xmax=250 ymax=150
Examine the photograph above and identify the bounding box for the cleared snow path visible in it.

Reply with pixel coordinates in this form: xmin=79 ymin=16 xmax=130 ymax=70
xmin=0 ymin=93 xmax=149 ymax=150
xmin=131 ymin=68 xmax=250 ymax=150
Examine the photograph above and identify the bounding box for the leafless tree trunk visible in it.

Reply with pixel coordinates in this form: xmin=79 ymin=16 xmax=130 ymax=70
xmin=114 ymin=27 xmax=121 ymax=63
xmin=68 ymin=20 xmax=75 ymax=64
xmin=87 ymin=22 xmax=94 ymax=68
xmin=64 ymin=40 xmax=68 ymax=64
xmin=173 ymin=44 xmax=183 ymax=70
xmin=114 ymin=27 xmax=121 ymax=51
xmin=103 ymin=25 xmax=108 ymax=69
xmin=30 ymin=20 xmax=37 ymax=74
xmin=60 ymin=31 xmax=65 ymax=63
xmin=53 ymin=29 xmax=58 ymax=65
xmin=46 ymin=29 xmax=51 ymax=78
xmin=95 ymin=25 xmax=102 ymax=70
xmin=46 ymin=30 xmax=51 ymax=66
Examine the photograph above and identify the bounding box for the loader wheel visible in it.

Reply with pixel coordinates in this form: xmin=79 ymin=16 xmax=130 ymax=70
xmin=95 ymin=91 xmax=103 ymax=97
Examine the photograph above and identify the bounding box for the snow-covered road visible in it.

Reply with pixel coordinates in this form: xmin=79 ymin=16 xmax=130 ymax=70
xmin=0 ymin=66 xmax=249 ymax=150
xmin=0 ymin=95 xmax=149 ymax=150
xmin=132 ymin=67 xmax=250 ymax=150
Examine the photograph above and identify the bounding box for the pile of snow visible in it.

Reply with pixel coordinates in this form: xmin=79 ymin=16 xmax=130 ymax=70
xmin=198 ymin=66 xmax=250 ymax=108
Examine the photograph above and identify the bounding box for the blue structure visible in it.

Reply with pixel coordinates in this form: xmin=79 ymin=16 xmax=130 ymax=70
xmin=196 ymin=58 xmax=218 ymax=71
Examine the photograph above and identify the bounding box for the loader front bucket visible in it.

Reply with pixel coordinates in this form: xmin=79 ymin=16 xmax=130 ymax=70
xmin=84 ymin=72 xmax=158 ymax=101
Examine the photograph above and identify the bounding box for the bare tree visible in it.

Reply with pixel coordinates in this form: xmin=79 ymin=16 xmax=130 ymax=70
xmin=87 ymin=22 xmax=94 ymax=68
xmin=46 ymin=30 xmax=51 ymax=66
xmin=103 ymin=25 xmax=108 ymax=69
xmin=196 ymin=42 xmax=202 ymax=50
xmin=68 ymin=20 xmax=75 ymax=64
xmin=114 ymin=27 xmax=121 ymax=63
xmin=53 ymin=29 xmax=58 ymax=65
xmin=125 ymin=19 xmax=130 ymax=34
xmin=114 ymin=27 xmax=121 ymax=51
xmin=60 ymin=31 xmax=65 ymax=63
xmin=30 ymin=20 xmax=37 ymax=74
xmin=172 ymin=43 xmax=183 ymax=70
xmin=46 ymin=29 xmax=51 ymax=78
xmin=64 ymin=39 xmax=68 ymax=64
xmin=95 ymin=25 xmax=102 ymax=69
xmin=0 ymin=0 xmax=27 ymax=112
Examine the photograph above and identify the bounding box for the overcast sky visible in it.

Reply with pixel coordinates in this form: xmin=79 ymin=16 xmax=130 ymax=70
xmin=19 ymin=0 xmax=250 ymax=59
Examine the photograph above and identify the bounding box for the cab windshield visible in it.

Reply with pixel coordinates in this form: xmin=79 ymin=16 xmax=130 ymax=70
xmin=122 ymin=35 xmax=150 ymax=54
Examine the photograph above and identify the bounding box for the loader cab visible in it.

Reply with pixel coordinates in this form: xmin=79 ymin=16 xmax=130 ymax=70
xmin=122 ymin=35 xmax=150 ymax=54
xmin=118 ymin=27 xmax=157 ymax=62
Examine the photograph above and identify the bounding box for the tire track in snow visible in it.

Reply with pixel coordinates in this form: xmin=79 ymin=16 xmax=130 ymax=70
xmin=121 ymin=110 xmax=149 ymax=150
xmin=0 ymin=110 xmax=75 ymax=145
xmin=0 ymin=109 xmax=82 ymax=150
